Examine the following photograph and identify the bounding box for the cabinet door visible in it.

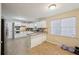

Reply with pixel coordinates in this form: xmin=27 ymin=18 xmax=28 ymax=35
xmin=35 ymin=21 xmax=46 ymax=28
xmin=31 ymin=34 xmax=46 ymax=48
xmin=29 ymin=23 xmax=34 ymax=28
xmin=35 ymin=22 xmax=41 ymax=28
xmin=41 ymin=21 xmax=46 ymax=28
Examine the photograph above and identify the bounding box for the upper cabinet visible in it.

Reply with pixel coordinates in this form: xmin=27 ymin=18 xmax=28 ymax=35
xmin=34 ymin=20 xmax=46 ymax=28
xmin=41 ymin=20 xmax=46 ymax=28
xmin=20 ymin=20 xmax=47 ymax=28
xmin=29 ymin=23 xmax=35 ymax=28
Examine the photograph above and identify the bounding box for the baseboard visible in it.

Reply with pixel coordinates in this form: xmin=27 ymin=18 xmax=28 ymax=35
xmin=46 ymin=40 xmax=61 ymax=46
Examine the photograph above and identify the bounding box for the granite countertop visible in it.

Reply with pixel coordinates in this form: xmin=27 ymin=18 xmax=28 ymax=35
xmin=27 ymin=31 xmax=47 ymax=36
xmin=14 ymin=31 xmax=47 ymax=39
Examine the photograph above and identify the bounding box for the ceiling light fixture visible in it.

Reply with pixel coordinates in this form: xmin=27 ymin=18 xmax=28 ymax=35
xmin=48 ymin=4 xmax=56 ymax=10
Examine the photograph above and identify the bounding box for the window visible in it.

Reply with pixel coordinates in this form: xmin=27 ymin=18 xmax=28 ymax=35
xmin=51 ymin=20 xmax=61 ymax=35
xmin=51 ymin=17 xmax=76 ymax=37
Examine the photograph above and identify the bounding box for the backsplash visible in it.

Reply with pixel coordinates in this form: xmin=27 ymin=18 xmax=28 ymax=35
xmin=26 ymin=28 xmax=47 ymax=32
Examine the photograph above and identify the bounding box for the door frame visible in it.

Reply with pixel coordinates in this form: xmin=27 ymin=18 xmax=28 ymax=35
xmin=1 ymin=19 xmax=5 ymax=55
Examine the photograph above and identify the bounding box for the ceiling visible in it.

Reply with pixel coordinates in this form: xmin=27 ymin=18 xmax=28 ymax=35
xmin=2 ymin=3 xmax=79 ymax=22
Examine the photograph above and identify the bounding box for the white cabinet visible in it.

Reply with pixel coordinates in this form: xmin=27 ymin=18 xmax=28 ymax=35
xmin=41 ymin=20 xmax=46 ymax=28
xmin=31 ymin=34 xmax=46 ymax=48
xmin=34 ymin=20 xmax=46 ymax=28
xmin=25 ymin=23 xmax=30 ymax=28
xmin=28 ymin=20 xmax=46 ymax=28
xmin=29 ymin=23 xmax=35 ymax=28
xmin=14 ymin=22 xmax=22 ymax=26
xmin=34 ymin=22 xmax=40 ymax=28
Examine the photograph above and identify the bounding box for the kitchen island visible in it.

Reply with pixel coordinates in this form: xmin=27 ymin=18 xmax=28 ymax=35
xmin=5 ymin=31 xmax=47 ymax=55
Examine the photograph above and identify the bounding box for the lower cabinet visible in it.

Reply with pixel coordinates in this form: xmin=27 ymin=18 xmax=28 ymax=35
xmin=31 ymin=34 xmax=46 ymax=48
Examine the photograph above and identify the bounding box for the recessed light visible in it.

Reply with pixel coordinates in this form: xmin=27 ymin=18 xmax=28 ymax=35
xmin=48 ymin=4 xmax=56 ymax=10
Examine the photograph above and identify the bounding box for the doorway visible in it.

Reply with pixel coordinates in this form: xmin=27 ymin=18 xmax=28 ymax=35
xmin=1 ymin=19 xmax=5 ymax=55
xmin=1 ymin=19 xmax=31 ymax=55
